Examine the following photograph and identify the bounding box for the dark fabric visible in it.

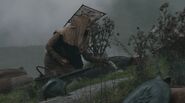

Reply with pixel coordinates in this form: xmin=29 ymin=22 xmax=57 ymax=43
xmin=52 ymin=35 xmax=83 ymax=69
xmin=44 ymin=53 xmax=74 ymax=76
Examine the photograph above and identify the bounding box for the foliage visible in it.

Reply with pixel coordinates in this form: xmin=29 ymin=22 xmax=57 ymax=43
xmin=129 ymin=3 xmax=185 ymax=60
xmin=128 ymin=27 xmax=150 ymax=80
xmin=127 ymin=3 xmax=185 ymax=83
xmin=128 ymin=27 xmax=148 ymax=64
xmin=129 ymin=2 xmax=185 ymax=61
xmin=87 ymin=16 xmax=115 ymax=57
xmin=151 ymin=3 xmax=185 ymax=60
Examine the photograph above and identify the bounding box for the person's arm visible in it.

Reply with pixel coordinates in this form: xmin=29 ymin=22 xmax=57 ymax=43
xmin=82 ymin=51 xmax=118 ymax=70
xmin=46 ymin=32 xmax=68 ymax=65
xmin=82 ymin=50 xmax=108 ymax=63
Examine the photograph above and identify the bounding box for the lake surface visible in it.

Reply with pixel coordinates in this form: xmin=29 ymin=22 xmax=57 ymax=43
xmin=0 ymin=45 xmax=128 ymax=78
xmin=0 ymin=46 xmax=45 ymax=78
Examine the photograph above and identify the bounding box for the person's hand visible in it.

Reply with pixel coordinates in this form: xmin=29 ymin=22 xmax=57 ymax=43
xmin=58 ymin=59 xmax=69 ymax=65
xmin=61 ymin=59 xmax=69 ymax=64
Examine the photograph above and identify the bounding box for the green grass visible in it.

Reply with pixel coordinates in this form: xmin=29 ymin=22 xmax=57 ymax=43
xmin=67 ymin=70 xmax=131 ymax=92
xmin=0 ymin=89 xmax=24 ymax=103
xmin=0 ymin=82 xmax=40 ymax=103
xmin=0 ymin=57 xmax=173 ymax=103
xmin=0 ymin=89 xmax=37 ymax=103
xmin=67 ymin=58 xmax=167 ymax=92
xmin=76 ymin=57 xmax=172 ymax=103
xmin=78 ymin=78 xmax=138 ymax=103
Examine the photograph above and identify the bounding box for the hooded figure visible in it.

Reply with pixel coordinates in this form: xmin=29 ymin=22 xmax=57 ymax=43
xmin=44 ymin=15 xmax=94 ymax=76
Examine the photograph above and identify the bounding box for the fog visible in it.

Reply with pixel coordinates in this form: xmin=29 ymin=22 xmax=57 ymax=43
xmin=0 ymin=0 xmax=185 ymax=47
xmin=110 ymin=0 xmax=185 ymax=44
xmin=0 ymin=0 xmax=109 ymax=47
xmin=0 ymin=0 xmax=185 ymax=77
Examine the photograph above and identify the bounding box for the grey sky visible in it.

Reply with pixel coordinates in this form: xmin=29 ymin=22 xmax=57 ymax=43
xmin=0 ymin=0 xmax=107 ymax=47
xmin=0 ymin=0 xmax=185 ymax=47
xmin=110 ymin=0 xmax=185 ymax=44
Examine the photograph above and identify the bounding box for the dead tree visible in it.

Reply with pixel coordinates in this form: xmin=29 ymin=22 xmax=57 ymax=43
xmin=87 ymin=16 xmax=115 ymax=58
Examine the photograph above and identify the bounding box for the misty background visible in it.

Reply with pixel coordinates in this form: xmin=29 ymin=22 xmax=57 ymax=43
xmin=0 ymin=0 xmax=185 ymax=77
